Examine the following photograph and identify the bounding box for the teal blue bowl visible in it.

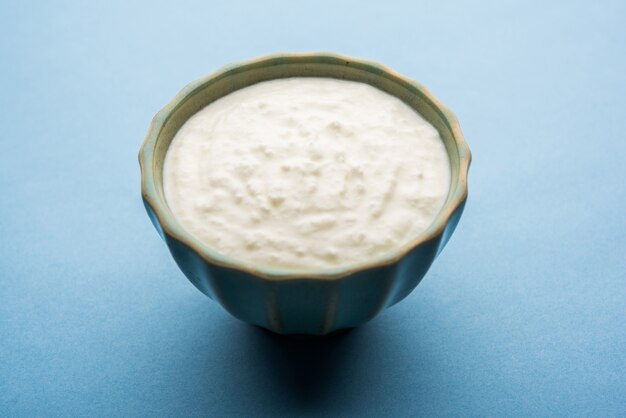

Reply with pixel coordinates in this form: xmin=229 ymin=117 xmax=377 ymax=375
xmin=139 ymin=53 xmax=471 ymax=335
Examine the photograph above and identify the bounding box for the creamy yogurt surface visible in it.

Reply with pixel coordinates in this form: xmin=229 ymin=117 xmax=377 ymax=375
xmin=163 ymin=77 xmax=450 ymax=271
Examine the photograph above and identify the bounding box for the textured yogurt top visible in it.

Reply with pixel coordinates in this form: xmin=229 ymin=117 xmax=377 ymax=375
xmin=163 ymin=77 xmax=450 ymax=271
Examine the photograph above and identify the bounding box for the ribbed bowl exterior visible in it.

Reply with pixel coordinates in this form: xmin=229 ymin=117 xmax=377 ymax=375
xmin=144 ymin=199 xmax=465 ymax=335
xmin=139 ymin=53 xmax=470 ymax=336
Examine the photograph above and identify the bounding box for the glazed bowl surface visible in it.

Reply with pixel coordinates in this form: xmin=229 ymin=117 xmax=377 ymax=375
xmin=139 ymin=52 xmax=471 ymax=335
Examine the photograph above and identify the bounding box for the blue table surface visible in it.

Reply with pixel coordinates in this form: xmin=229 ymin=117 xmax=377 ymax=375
xmin=1 ymin=1 xmax=624 ymax=416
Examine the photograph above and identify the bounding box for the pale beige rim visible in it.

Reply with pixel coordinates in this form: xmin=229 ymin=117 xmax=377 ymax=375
xmin=139 ymin=52 xmax=471 ymax=280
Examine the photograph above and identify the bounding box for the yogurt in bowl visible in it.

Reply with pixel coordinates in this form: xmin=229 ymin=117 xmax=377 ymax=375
xmin=163 ymin=77 xmax=451 ymax=271
xmin=140 ymin=53 xmax=470 ymax=335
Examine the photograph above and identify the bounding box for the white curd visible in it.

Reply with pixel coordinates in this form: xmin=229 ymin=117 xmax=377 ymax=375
xmin=163 ymin=77 xmax=450 ymax=270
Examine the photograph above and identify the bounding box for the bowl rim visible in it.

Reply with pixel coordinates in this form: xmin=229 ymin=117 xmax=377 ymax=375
xmin=139 ymin=52 xmax=471 ymax=281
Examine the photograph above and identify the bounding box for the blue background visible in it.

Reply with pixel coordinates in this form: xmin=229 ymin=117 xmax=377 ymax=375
xmin=1 ymin=1 xmax=625 ymax=416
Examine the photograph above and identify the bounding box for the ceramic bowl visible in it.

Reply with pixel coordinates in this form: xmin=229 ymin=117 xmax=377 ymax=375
xmin=139 ymin=53 xmax=471 ymax=335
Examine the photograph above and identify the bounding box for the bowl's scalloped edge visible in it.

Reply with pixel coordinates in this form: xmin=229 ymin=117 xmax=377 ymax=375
xmin=138 ymin=52 xmax=471 ymax=283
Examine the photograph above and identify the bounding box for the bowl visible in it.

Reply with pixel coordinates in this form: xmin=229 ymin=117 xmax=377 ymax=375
xmin=139 ymin=52 xmax=471 ymax=335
